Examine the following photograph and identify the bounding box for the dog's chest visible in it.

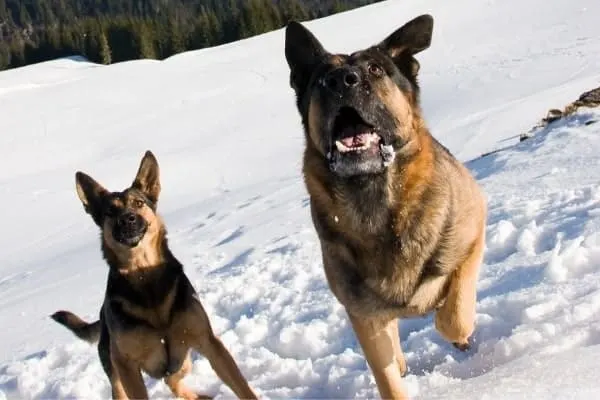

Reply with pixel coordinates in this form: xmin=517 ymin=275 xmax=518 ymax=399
xmin=114 ymin=327 xmax=189 ymax=378
xmin=321 ymin=204 xmax=440 ymax=305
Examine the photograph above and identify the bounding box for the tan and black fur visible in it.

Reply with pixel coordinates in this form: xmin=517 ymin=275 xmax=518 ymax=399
xmin=51 ymin=151 xmax=257 ymax=400
xmin=285 ymin=15 xmax=487 ymax=399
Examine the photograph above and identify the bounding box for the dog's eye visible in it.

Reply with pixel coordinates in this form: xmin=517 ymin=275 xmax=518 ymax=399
xmin=368 ymin=63 xmax=383 ymax=77
xmin=134 ymin=199 xmax=144 ymax=208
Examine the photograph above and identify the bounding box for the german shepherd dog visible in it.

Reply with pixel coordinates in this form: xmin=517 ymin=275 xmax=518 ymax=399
xmin=51 ymin=151 xmax=257 ymax=400
xmin=285 ymin=15 xmax=487 ymax=399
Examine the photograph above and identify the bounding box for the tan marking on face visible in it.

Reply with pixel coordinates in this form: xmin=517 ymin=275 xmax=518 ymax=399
xmin=377 ymin=77 xmax=415 ymax=141
xmin=110 ymin=197 xmax=124 ymax=208
xmin=387 ymin=130 xmax=433 ymax=209
xmin=102 ymin=199 xmax=165 ymax=271
xmin=329 ymin=54 xmax=345 ymax=67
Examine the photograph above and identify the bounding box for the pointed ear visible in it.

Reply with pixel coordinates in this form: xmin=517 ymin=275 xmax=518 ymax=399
xmin=132 ymin=150 xmax=161 ymax=204
xmin=285 ymin=21 xmax=328 ymax=92
xmin=380 ymin=14 xmax=434 ymax=60
xmin=75 ymin=171 xmax=109 ymax=226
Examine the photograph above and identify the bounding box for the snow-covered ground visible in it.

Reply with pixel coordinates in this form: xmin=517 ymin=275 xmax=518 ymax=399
xmin=1 ymin=0 xmax=600 ymax=398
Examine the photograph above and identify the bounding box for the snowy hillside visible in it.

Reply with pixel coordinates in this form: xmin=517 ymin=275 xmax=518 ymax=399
xmin=1 ymin=0 xmax=600 ymax=398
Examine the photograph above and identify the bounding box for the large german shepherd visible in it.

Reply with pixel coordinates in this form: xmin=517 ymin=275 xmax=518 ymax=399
xmin=285 ymin=15 xmax=487 ymax=399
xmin=51 ymin=151 xmax=257 ymax=400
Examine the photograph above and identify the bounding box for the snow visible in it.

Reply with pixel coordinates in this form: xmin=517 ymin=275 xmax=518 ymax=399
xmin=1 ymin=0 xmax=600 ymax=398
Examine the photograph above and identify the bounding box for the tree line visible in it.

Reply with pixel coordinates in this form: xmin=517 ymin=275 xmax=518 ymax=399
xmin=0 ymin=0 xmax=383 ymax=71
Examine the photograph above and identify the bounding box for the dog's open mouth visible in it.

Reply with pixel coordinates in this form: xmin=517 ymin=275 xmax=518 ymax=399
xmin=333 ymin=107 xmax=381 ymax=155
xmin=114 ymin=226 xmax=147 ymax=247
xmin=120 ymin=233 xmax=144 ymax=247
xmin=328 ymin=107 xmax=396 ymax=177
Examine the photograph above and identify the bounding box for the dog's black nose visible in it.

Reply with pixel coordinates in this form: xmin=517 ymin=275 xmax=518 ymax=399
xmin=344 ymin=70 xmax=360 ymax=87
xmin=323 ymin=67 xmax=361 ymax=93
xmin=118 ymin=212 xmax=137 ymax=226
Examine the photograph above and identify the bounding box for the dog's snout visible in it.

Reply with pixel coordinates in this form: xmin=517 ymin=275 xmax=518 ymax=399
xmin=323 ymin=67 xmax=361 ymax=93
xmin=118 ymin=212 xmax=138 ymax=226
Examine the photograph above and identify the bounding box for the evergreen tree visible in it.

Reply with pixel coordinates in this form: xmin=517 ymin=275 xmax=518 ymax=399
xmin=152 ymin=19 xmax=170 ymax=59
xmin=36 ymin=0 xmax=57 ymax=26
xmin=280 ymin=0 xmax=310 ymax=24
xmin=166 ymin=15 xmax=185 ymax=56
xmin=59 ymin=23 xmax=76 ymax=54
xmin=331 ymin=0 xmax=349 ymax=13
xmin=46 ymin=26 xmax=61 ymax=49
xmin=222 ymin=0 xmax=241 ymax=43
xmin=9 ymin=37 xmax=26 ymax=67
xmin=135 ymin=20 xmax=156 ymax=59
xmin=0 ymin=0 xmax=8 ymax=22
xmin=242 ymin=0 xmax=275 ymax=37
xmin=84 ymin=23 xmax=101 ymax=62
xmin=191 ymin=12 xmax=211 ymax=49
xmin=98 ymin=28 xmax=111 ymax=64
xmin=19 ymin=4 xmax=32 ymax=28
xmin=0 ymin=42 xmax=10 ymax=69
xmin=33 ymin=26 xmax=62 ymax=63
xmin=206 ymin=8 xmax=222 ymax=45
xmin=267 ymin=2 xmax=283 ymax=30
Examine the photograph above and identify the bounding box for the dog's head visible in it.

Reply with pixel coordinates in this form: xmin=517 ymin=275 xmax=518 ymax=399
xmin=75 ymin=151 xmax=162 ymax=251
xmin=285 ymin=15 xmax=433 ymax=178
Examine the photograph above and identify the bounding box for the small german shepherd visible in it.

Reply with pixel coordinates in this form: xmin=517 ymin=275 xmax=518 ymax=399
xmin=285 ymin=15 xmax=487 ymax=399
xmin=51 ymin=151 xmax=257 ymax=400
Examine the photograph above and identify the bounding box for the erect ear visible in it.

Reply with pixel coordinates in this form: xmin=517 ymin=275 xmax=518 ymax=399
xmin=379 ymin=14 xmax=434 ymax=74
xmin=132 ymin=150 xmax=161 ymax=205
xmin=75 ymin=171 xmax=109 ymax=226
xmin=285 ymin=21 xmax=328 ymax=92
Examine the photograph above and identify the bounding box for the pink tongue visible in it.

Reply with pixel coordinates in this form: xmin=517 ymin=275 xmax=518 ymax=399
xmin=340 ymin=125 xmax=371 ymax=147
xmin=341 ymin=136 xmax=366 ymax=147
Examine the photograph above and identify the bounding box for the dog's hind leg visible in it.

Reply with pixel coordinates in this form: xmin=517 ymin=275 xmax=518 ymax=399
xmin=434 ymin=228 xmax=485 ymax=349
xmin=349 ymin=314 xmax=409 ymax=399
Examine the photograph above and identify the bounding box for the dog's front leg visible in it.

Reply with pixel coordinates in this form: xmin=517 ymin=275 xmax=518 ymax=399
xmin=435 ymin=230 xmax=485 ymax=350
xmin=109 ymin=345 xmax=147 ymax=400
xmin=348 ymin=314 xmax=409 ymax=399
xmin=164 ymin=351 xmax=213 ymax=400
xmin=181 ymin=296 xmax=258 ymax=399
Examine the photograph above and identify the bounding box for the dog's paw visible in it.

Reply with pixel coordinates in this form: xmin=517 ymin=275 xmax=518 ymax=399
xmin=452 ymin=338 xmax=472 ymax=352
xmin=172 ymin=386 xmax=213 ymax=400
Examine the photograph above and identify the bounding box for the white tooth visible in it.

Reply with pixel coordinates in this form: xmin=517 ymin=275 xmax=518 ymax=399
xmin=335 ymin=141 xmax=350 ymax=152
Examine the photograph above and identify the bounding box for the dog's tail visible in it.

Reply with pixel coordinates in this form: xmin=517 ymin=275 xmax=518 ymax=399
xmin=51 ymin=310 xmax=101 ymax=344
